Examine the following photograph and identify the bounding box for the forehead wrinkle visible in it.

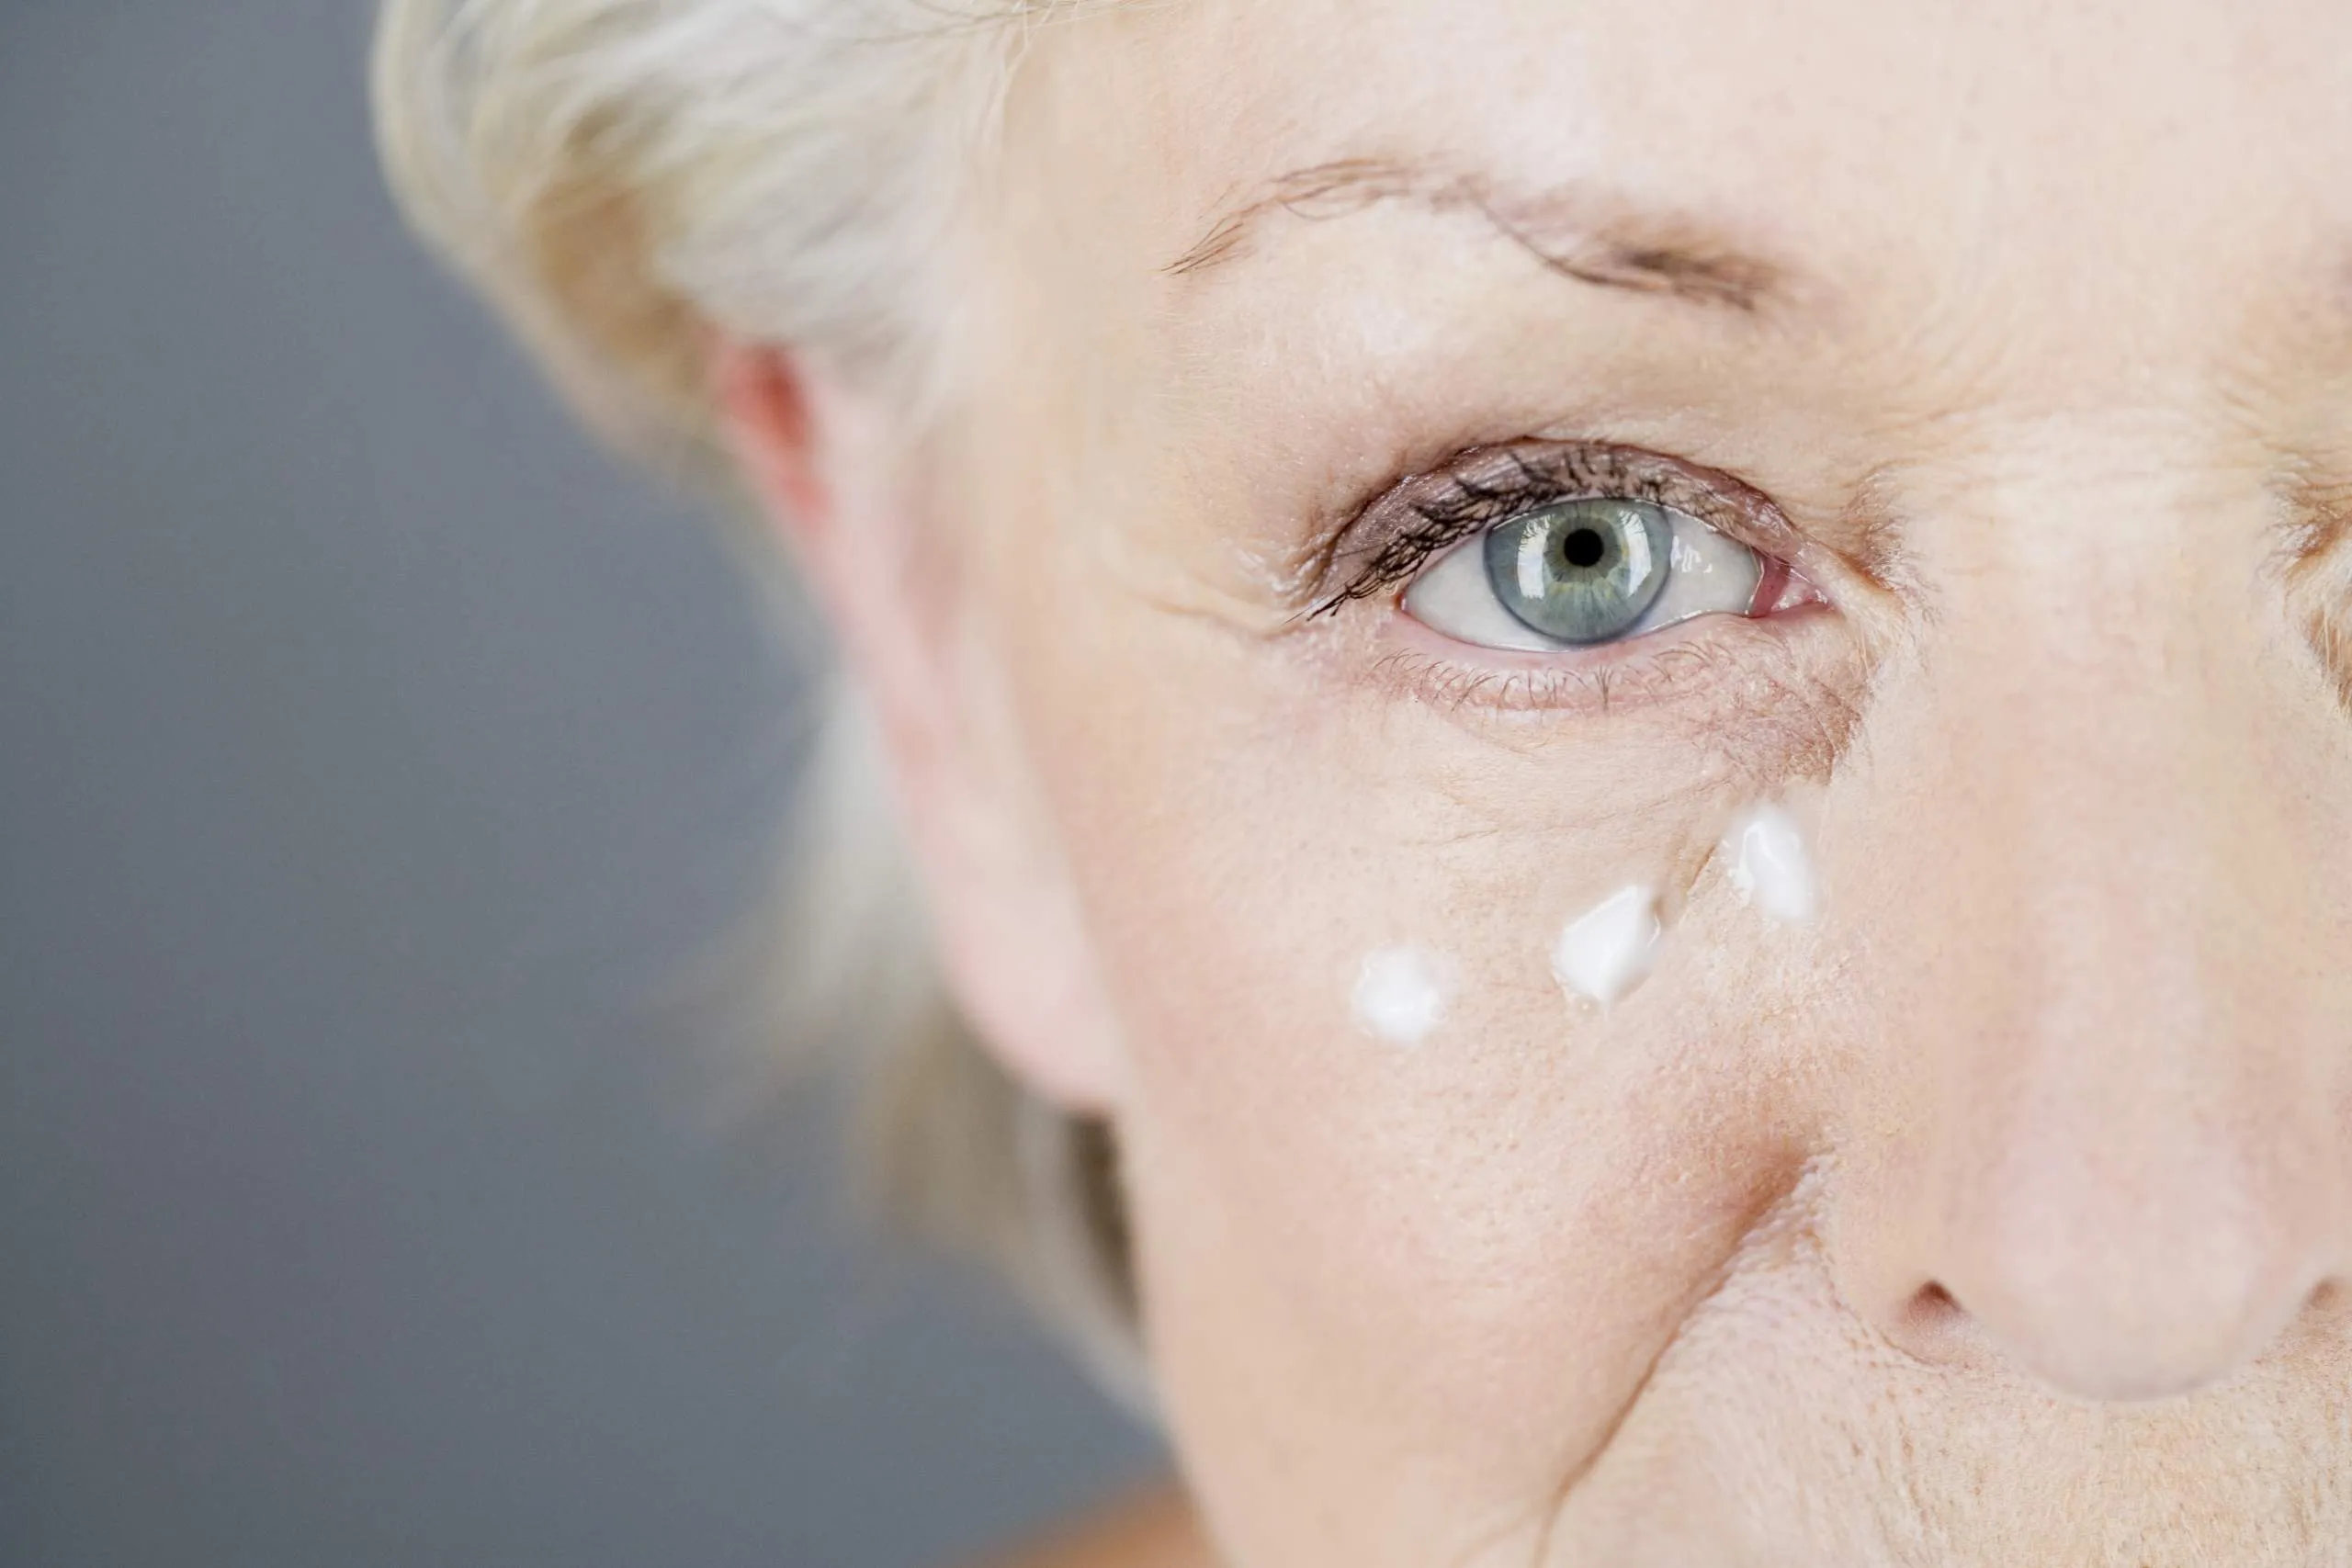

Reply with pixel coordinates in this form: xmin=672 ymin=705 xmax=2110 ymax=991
xmin=1165 ymin=154 xmax=1804 ymax=316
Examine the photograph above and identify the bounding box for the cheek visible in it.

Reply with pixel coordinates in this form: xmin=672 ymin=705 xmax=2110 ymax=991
xmin=1018 ymin=614 xmax=1836 ymax=1547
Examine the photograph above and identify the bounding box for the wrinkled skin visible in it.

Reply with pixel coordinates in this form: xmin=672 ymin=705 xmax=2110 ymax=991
xmin=726 ymin=2 xmax=2352 ymax=1562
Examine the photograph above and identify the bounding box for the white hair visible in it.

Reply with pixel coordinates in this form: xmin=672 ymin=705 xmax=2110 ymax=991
xmin=370 ymin=0 xmax=1146 ymax=1399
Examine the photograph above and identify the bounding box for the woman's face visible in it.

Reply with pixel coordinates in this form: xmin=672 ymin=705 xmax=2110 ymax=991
xmin=780 ymin=0 xmax=2352 ymax=1559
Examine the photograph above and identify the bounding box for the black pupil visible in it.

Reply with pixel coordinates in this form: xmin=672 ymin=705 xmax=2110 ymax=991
xmin=1561 ymin=526 xmax=1607 ymax=570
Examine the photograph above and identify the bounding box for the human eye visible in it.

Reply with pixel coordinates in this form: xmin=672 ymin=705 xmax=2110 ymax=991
xmin=1306 ymin=441 xmax=1815 ymax=663
xmin=1403 ymin=495 xmax=1764 ymax=652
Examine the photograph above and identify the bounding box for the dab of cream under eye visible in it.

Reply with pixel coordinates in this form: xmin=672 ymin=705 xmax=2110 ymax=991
xmin=1553 ymin=885 xmax=1663 ymax=1010
xmin=1351 ymin=946 xmax=1453 ymax=1046
xmin=1723 ymin=802 xmax=1820 ymax=924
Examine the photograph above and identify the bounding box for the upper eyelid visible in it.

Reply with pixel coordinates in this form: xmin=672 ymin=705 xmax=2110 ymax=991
xmin=1297 ymin=440 xmax=1794 ymax=616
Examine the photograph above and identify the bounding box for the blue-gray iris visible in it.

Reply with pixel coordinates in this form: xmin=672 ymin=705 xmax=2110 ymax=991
xmin=1482 ymin=499 xmax=1676 ymax=644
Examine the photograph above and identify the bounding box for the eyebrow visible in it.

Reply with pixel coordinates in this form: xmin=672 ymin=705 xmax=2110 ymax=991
xmin=1166 ymin=156 xmax=1792 ymax=314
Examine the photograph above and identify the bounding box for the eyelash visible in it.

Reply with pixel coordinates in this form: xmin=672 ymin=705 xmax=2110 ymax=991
xmin=1307 ymin=441 xmax=1786 ymax=618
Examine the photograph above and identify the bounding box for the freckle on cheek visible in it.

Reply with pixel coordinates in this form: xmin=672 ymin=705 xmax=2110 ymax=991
xmin=1351 ymin=945 xmax=1453 ymax=1046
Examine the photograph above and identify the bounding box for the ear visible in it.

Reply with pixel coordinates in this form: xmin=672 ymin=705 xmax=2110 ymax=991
xmin=712 ymin=342 xmax=1126 ymax=1112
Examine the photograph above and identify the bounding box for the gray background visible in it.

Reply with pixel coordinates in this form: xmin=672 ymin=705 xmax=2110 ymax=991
xmin=0 ymin=4 xmax=1163 ymax=1565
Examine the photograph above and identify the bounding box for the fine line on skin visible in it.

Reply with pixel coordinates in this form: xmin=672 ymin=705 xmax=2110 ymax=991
xmin=1351 ymin=945 xmax=1453 ymax=1046
xmin=1553 ymin=885 xmax=1662 ymax=1010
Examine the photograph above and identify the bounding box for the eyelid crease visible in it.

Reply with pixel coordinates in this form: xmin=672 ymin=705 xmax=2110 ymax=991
xmin=1294 ymin=440 xmax=1799 ymax=622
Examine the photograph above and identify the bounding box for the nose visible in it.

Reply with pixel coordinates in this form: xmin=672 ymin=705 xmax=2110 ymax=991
xmin=1826 ymin=464 xmax=2352 ymax=1404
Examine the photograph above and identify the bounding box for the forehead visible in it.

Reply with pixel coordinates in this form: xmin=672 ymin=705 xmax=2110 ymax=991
xmin=1013 ymin=0 xmax=2352 ymax=325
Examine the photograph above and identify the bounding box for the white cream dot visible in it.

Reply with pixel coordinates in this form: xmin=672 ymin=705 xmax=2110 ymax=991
xmin=1552 ymin=885 xmax=1662 ymax=1010
xmin=1351 ymin=946 xmax=1452 ymax=1046
xmin=1724 ymin=801 xmax=1820 ymax=925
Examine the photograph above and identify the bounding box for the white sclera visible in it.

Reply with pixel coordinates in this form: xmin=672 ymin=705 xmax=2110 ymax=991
xmin=1724 ymin=802 xmax=1820 ymax=924
xmin=1351 ymin=946 xmax=1453 ymax=1046
xmin=1552 ymin=885 xmax=1663 ymax=1010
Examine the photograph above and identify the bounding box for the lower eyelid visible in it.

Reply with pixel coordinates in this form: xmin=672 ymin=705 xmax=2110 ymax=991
xmin=1382 ymin=593 xmax=1729 ymax=689
xmin=1370 ymin=600 xmax=1853 ymax=748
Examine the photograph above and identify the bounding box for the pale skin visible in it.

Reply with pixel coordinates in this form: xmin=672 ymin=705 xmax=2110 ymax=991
xmin=720 ymin=1 xmax=2352 ymax=1562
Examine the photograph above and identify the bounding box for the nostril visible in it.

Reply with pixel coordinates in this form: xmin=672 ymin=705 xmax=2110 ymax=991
xmin=1879 ymin=1280 xmax=1983 ymax=1368
xmin=1910 ymin=1280 xmax=1962 ymax=1323
xmin=2276 ymin=1275 xmax=2352 ymax=1357
xmin=1909 ymin=1279 xmax=1966 ymax=1335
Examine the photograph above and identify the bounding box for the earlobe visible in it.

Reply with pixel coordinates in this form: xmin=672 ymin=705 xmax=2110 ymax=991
xmin=710 ymin=342 xmax=1129 ymax=1115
